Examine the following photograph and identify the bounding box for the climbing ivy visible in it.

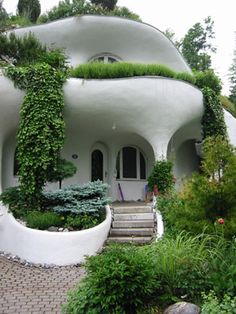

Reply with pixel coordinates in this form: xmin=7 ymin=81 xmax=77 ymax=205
xmin=201 ymin=87 xmax=227 ymax=139
xmin=5 ymin=61 xmax=67 ymax=209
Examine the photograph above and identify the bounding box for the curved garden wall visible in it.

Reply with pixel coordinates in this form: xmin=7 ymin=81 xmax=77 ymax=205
xmin=0 ymin=204 xmax=111 ymax=266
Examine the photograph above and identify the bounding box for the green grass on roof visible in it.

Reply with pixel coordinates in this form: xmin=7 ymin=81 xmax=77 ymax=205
xmin=70 ymin=62 xmax=196 ymax=85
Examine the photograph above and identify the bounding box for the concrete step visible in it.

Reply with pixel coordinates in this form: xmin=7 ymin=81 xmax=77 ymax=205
xmin=113 ymin=206 xmax=152 ymax=214
xmin=113 ymin=213 xmax=154 ymax=221
xmin=108 ymin=236 xmax=153 ymax=244
xmin=112 ymin=220 xmax=155 ymax=228
xmin=110 ymin=228 xmax=154 ymax=237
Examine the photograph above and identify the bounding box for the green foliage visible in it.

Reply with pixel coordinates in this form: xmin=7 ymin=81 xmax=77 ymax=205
xmin=64 ymin=243 xmax=158 ymax=314
xmin=42 ymin=180 xmax=109 ymax=215
xmin=25 ymin=211 xmax=64 ymax=229
xmin=5 ymin=59 xmax=67 ymax=209
xmin=201 ymin=87 xmax=227 ymax=139
xmin=207 ymin=239 xmax=236 ymax=297
xmin=0 ymin=186 xmax=32 ymax=218
xmin=0 ymin=32 xmax=46 ymax=66
xmin=17 ymin=0 xmax=41 ymax=22
xmin=46 ymin=157 xmax=77 ymax=188
xmin=181 ymin=16 xmax=216 ymax=71
xmin=161 ymin=137 xmax=236 ymax=237
xmin=65 ymin=213 xmax=103 ymax=230
xmin=38 ymin=0 xmax=140 ymax=24
xmin=195 ymin=70 xmax=222 ymax=94
xmin=70 ymin=62 xmax=196 ymax=84
xmin=90 ymin=0 xmax=117 ymax=10
xmin=201 ymin=291 xmax=236 ymax=313
xmin=148 ymin=160 xmax=174 ymax=194
xmin=145 ymin=233 xmax=213 ymax=303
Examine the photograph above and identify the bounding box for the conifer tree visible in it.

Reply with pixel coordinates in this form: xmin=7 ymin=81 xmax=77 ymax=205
xmin=17 ymin=0 xmax=41 ymax=23
xmin=90 ymin=0 xmax=117 ymax=11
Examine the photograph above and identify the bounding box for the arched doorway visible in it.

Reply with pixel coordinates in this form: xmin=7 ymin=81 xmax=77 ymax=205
xmin=91 ymin=149 xmax=104 ymax=181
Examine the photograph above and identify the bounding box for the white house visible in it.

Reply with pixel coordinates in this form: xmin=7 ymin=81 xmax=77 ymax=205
xmin=0 ymin=15 xmax=236 ymax=201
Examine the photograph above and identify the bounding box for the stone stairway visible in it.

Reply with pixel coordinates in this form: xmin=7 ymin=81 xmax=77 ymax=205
xmin=108 ymin=203 xmax=155 ymax=244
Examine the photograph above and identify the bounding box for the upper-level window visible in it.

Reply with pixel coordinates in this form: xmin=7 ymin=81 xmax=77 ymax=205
xmin=89 ymin=53 xmax=121 ymax=64
xmin=116 ymin=146 xmax=146 ymax=180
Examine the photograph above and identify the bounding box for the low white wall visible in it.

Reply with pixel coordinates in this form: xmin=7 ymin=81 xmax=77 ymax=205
xmin=0 ymin=204 xmax=111 ymax=266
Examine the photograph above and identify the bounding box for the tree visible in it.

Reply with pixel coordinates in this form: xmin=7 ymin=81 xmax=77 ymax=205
xmin=47 ymin=158 xmax=77 ymax=188
xmin=0 ymin=0 xmax=8 ymax=31
xmin=229 ymin=32 xmax=236 ymax=105
xmin=17 ymin=0 xmax=41 ymax=23
xmin=163 ymin=28 xmax=181 ymax=49
xmin=90 ymin=0 xmax=117 ymax=11
xmin=181 ymin=16 xmax=216 ymax=71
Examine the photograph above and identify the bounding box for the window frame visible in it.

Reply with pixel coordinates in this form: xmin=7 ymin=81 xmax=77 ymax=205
xmin=116 ymin=146 xmax=146 ymax=181
xmin=89 ymin=53 xmax=122 ymax=64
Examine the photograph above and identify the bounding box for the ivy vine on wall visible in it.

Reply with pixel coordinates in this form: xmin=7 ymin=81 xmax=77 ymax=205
xmin=5 ymin=61 xmax=67 ymax=208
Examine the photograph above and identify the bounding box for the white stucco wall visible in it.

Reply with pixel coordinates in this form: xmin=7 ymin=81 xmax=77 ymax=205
xmin=0 ymin=204 xmax=111 ymax=265
xmin=0 ymin=76 xmax=203 ymax=200
xmin=12 ymin=15 xmax=191 ymax=73
xmin=224 ymin=109 xmax=236 ymax=147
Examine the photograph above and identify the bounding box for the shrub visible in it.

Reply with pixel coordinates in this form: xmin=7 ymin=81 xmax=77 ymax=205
xmin=65 ymin=213 xmax=105 ymax=230
xmin=201 ymin=291 xmax=236 ymax=314
xmin=42 ymin=180 xmax=110 ymax=217
xmin=63 ymin=243 xmax=158 ymax=313
xmin=25 ymin=211 xmax=63 ymax=229
xmin=148 ymin=159 xmax=174 ymax=194
xmin=0 ymin=186 xmax=32 ymax=218
xmin=90 ymin=0 xmax=117 ymax=10
xmin=195 ymin=70 xmax=222 ymax=95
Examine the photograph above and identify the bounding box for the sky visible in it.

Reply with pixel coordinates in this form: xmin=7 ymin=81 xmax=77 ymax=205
xmin=4 ymin=0 xmax=236 ymax=95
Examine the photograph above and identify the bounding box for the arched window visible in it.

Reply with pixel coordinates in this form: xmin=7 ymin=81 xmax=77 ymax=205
xmin=91 ymin=149 xmax=104 ymax=181
xmin=116 ymin=147 xmax=146 ymax=180
xmin=89 ymin=53 xmax=121 ymax=64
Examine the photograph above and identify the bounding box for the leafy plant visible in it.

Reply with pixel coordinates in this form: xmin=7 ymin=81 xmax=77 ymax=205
xmin=65 ymin=214 xmax=103 ymax=230
xmin=201 ymin=291 xmax=236 ymax=314
xmin=201 ymin=87 xmax=227 ymax=139
xmin=63 ymin=243 xmax=158 ymax=313
xmin=195 ymin=70 xmax=222 ymax=94
xmin=25 ymin=211 xmax=64 ymax=230
xmin=5 ymin=57 xmax=67 ymax=209
xmin=147 ymin=159 xmax=174 ymax=194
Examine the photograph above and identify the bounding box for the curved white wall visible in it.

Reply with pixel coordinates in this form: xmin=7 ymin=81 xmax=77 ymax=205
xmin=12 ymin=15 xmax=191 ymax=72
xmin=0 ymin=204 xmax=111 ymax=266
xmin=224 ymin=109 xmax=236 ymax=147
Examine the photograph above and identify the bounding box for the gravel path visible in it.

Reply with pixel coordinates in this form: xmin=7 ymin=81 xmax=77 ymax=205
xmin=0 ymin=255 xmax=86 ymax=314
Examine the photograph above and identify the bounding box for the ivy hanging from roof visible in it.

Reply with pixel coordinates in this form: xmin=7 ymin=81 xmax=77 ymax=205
xmin=5 ymin=52 xmax=68 ymax=209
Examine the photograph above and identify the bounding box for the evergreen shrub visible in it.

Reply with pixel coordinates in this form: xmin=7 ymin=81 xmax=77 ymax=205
xmin=148 ymin=160 xmax=174 ymax=194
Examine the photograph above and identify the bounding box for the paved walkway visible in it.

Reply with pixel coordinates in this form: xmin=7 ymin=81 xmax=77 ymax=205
xmin=0 ymin=256 xmax=86 ymax=314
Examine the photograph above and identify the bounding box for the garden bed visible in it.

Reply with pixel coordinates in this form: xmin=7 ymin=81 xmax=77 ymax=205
xmin=0 ymin=203 xmax=111 ymax=266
